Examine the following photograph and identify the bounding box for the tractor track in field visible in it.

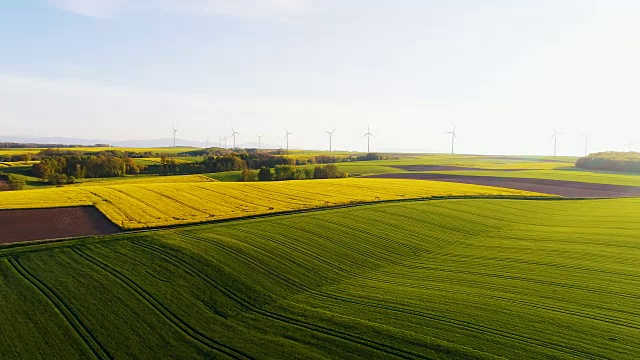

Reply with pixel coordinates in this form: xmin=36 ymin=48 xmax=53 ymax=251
xmin=398 ymin=264 xmax=640 ymax=301
xmin=143 ymin=186 xmax=212 ymax=216
xmin=69 ymin=246 xmax=253 ymax=360
xmin=129 ymin=239 xmax=429 ymax=360
xmin=163 ymin=233 xmax=604 ymax=360
xmin=8 ymin=257 xmax=112 ymax=360
xmin=346 ymin=272 xmax=640 ymax=331
xmin=191 ymin=185 xmax=277 ymax=210
xmin=364 ymin=173 xmax=640 ymax=198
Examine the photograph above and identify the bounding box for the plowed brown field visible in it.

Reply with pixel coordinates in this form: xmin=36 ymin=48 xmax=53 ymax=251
xmin=0 ymin=207 xmax=119 ymax=244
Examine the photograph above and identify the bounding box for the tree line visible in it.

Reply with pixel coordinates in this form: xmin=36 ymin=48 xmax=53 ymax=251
xmin=244 ymin=164 xmax=348 ymax=182
xmin=576 ymin=152 xmax=640 ymax=173
xmin=31 ymin=151 xmax=146 ymax=184
xmin=156 ymin=151 xmax=392 ymax=176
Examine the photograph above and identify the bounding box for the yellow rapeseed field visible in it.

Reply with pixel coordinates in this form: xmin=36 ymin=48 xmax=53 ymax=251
xmin=0 ymin=178 xmax=549 ymax=229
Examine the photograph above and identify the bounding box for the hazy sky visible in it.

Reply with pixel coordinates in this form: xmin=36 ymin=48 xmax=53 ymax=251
xmin=1 ymin=0 xmax=639 ymax=154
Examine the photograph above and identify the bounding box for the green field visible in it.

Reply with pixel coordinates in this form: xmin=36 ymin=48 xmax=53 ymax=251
xmin=2 ymin=198 xmax=639 ymax=358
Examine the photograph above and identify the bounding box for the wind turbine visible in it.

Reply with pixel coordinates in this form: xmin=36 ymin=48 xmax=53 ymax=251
xmin=444 ymin=126 xmax=457 ymax=154
xmin=223 ymin=136 xmax=228 ymax=149
xmin=628 ymin=141 xmax=635 ymax=152
xmin=257 ymin=135 xmax=263 ymax=150
xmin=172 ymin=125 xmax=178 ymax=148
xmin=584 ymin=135 xmax=589 ymax=157
xmin=552 ymin=129 xmax=563 ymax=157
xmin=284 ymin=129 xmax=292 ymax=151
xmin=325 ymin=129 xmax=336 ymax=152
xmin=230 ymin=127 xmax=240 ymax=149
xmin=219 ymin=137 xmax=224 ymax=148
xmin=362 ymin=126 xmax=374 ymax=153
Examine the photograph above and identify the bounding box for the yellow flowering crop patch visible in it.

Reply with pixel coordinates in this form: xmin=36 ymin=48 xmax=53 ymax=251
xmin=0 ymin=178 xmax=549 ymax=229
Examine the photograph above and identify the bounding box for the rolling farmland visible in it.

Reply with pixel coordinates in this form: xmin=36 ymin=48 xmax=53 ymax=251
xmin=0 ymin=178 xmax=546 ymax=230
xmin=0 ymin=198 xmax=639 ymax=358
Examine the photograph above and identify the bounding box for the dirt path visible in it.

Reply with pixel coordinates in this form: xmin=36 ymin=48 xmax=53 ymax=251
xmin=392 ymin=165 xmax=528 ymax=171
xmin=365 ymin=173 xmax=640 ymax=198
xmin=0 ymin=207 xmax=119 ymax=244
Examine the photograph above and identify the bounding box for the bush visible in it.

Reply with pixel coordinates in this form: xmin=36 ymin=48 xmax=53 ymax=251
xmin=240 ymin=169 xmax=257 ymax=182
xmin=313 ymin=164 xmax=347 ymax=179
xmin=258 ymin=167 xmax=273 ymax=181
xmin=46 ymin=173 xmax=68 ymax=185
xmin=576 ymin=152 xmax=640 ymax=173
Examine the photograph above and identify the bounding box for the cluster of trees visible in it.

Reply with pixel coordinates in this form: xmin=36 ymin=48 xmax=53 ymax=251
xmin=0 ymin=172 xmax=25 ymax=191
xmin=576 ymin=152 xmax=640 ymax=173
xmin=32 ymin=152 xmax=146 ymax=184
xmin=0 ymin=153 xmax=32 ymax=163
xmin=244 ymin=164 xmax=348 ymax=182
xmin=157 ymin=150 xmax=392 ymax=176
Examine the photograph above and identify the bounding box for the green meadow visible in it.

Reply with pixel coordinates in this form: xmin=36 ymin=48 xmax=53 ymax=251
xmin=1 ymin=198 xmax=639 ymax=359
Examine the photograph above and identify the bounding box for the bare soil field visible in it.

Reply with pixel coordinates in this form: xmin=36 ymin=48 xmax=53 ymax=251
xmin=365 ymin=173 xmax=640 ymax=198
xmin=392 ymin=165 xmax=525 ymax=171
xmin=0 ymin=207 xmax=119 ymax=244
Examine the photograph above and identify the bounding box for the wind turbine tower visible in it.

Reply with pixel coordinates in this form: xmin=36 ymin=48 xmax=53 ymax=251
xmin=583 ymin=135 xmax=589 ymax=157
xmin=257 ymin=135 xmax=263 ymax=150
xmin=363 ymin=126 xmax=374 ymax=153
xmin=552 ymin=129 xmax=563 ymax=157
xmin=326 ymin=129 xmax=336 ymax=152
xmin=284 ymin=129 xmax=292 ymax=151
xmin=172 ymin=126 xmax=178 ymax=148
xmin=444 ymin=126 xmax=457 ymax=154
xmin=230 ymin=127 xmax=240 ymax=149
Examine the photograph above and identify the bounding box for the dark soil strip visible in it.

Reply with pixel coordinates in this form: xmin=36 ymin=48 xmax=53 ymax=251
xmin=391 ymin=165 xmax=529 ymax=172
xmin=364 ymin=173 xmax=640 ymax=198
xmin=0 ymin=207 xmax=119 ymax=244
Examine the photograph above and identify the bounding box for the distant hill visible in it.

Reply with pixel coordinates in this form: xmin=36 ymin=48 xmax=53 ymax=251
xmin=0 ymin=135 xmax=204 ymax=148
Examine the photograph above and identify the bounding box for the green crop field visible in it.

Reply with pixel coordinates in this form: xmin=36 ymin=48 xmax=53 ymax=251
xmin=1 ymin=198 xmax=639 ymax=359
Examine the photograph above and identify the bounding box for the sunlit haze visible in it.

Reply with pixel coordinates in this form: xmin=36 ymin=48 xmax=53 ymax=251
xmin=1 ymin=0 xmax=639 ymax=154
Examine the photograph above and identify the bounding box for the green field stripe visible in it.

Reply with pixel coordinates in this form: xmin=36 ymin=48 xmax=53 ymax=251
xmin=130 ymin=239 xmax=429 ymax=360
xmin=8 ymin=258 xmax=111 ymax=360
xmin=69 ymin=247 xmax=253 ymax=360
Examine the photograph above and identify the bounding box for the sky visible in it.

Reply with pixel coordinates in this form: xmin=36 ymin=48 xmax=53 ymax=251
xmin=1 ymin=0 xmax=639 ymax=154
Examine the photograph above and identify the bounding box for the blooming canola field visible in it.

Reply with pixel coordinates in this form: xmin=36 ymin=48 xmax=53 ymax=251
xmin=0 ymin=178 xmax=547 ymax=229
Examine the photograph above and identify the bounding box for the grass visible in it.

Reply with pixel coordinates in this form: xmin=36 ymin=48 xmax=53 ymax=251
xmin=1 ymin=198 xmax=639 ymax=358
xmin=0 ymin=178 xmax=545 ymax=229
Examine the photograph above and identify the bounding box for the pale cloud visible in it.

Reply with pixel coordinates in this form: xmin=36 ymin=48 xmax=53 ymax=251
xmin=51 ymin=0 xmax=124 ymax=18
xmin=50 ymin=0 xmax=313 ymax=19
